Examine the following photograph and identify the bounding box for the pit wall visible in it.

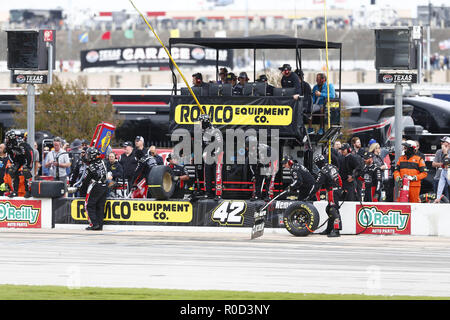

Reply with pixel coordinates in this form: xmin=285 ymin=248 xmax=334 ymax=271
xmin=1 ymin=196 xmax=449 ymax=237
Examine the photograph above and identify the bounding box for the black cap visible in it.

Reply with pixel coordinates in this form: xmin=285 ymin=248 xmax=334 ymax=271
xmin=256 ymin=74 xmax=268 ymax=82
xmin=225 ymin=73 xmax=236 ymax=81
xmin=238 ymin=72 xmax=249 ymax=79
xmin=340 ymin=143 xmax=351 ymax=151
xmin=363 ymin=151 xmax=374 ymax=160
xmin=192 ymin=73 xmax=203 ymax=80
xmin=219 ymin=67 xmax=228 ymax=75
xmin=123 ymin=141 xmax=133 ymax=147
xmin=281 ymin=155 xmax=292 ymax=165
xmin=279 ymin=64 xmax=292 ymax=71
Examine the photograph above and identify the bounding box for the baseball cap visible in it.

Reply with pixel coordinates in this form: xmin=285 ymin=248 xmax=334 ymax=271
xmin=238 ymin=72 xmax=249 ymax=79
xmin=70 ymin=139 xmax=82 ymax=149
xmin=256 ymin=74 xmax=268 ymax=82
xmin=219 ymin=67 xmax=228 ymax=75
xmin=340 ymin=143 xmax=351 ymax=151
xmin=363 ymin=151 xmax=374 ymax=160
xmin=192 ymin=72 xmax=202 ymax=80
xmin=225 ymin=73 xmax=236 ymax=81
xmin=441 ymin=136 xmax=450 ymax=143
xmin=135 ymin=136 xmax=144 ymax=143
xmin=368 ymin=138 xmax=377 ymax=145
xmin=278 ymin=64 xmax=292 ymax=71
xmin=123 ymin=141 xmax=133 ymax=147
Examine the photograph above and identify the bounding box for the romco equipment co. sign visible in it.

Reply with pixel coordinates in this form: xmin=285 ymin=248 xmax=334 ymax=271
xmin=80 ymin=46 xmax=233 ymax=70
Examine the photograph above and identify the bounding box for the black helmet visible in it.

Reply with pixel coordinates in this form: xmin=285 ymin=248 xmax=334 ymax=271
xmin=85 ymin=147 xmax=100 ymax=162
xmin=5 ymin=130 xmax=19 ymax=145
xmin=313 ymin=153 xmax=326 ymax=168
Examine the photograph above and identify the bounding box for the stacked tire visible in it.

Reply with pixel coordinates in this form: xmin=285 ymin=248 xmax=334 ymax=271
xmin=147 ymin=165 xmax=175 ymax=200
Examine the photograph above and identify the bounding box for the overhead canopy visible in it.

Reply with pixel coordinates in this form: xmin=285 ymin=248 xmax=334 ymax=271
xmin=169 ymin=34 xmax=342 ymax=50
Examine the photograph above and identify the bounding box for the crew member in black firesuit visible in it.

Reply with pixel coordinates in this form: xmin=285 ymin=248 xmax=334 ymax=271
xmin=340 ymin=143 xmax=363 ymax=201
xmin=358 ymin=151 xmax=382 ymax=202
xmin=4 ymin=130 xmax=34 ymax=198
xmin=131 ymin=148 xmax=157 ymax=197
xmin=166 ymin=153 xmax=190 ymax=199
xmin=69 ymin=147 xmax=88 ymax=197
xmin=199 ymin=113 xmax=223 ymax=200
xmin=308 ymin=154 xmax=343 ymax=237
xmin=282 ymin=155 xmax=315 ymax=201
xmin=245 ymin=135 xmax=273 ymax=201
xmin=73 ymin=147 xmax=108 ymax=230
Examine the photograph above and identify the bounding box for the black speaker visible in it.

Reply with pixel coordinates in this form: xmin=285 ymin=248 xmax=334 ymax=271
xmin=7 ymin=30 xmax=56 ymax=70
xmin=31 ymin=180 xmax=66 ymax=198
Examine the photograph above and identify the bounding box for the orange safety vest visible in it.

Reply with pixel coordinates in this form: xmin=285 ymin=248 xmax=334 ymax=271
xmin=393 ymin=154 xmax=427 ymax=187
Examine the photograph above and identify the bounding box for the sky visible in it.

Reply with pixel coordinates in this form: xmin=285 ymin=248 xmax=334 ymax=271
xmin=1 ymin=0 xmax=448 ymax=14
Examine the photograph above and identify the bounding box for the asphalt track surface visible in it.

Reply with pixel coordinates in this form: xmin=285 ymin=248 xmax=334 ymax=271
xmin=1 ymin=228 xmax=450 ymax=297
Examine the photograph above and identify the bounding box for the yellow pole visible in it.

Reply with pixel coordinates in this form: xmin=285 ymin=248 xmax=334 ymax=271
xmin=324 ymin=0 xmax=331 ymax=164
xmin=128 ymin=0 xmax=204 ymax=113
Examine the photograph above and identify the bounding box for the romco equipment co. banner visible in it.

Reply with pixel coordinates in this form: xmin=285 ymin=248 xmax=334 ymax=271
xmin=169 ymin=96 xmax=303 ymax=137
xmin=80 ymin=46 xmax=233 ymax=70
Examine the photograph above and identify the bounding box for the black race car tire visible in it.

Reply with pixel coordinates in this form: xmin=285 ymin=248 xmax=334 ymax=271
xmin=147 ymin=165 xmax=175 ymax=200
xmin=283 ymin=201 xmax=320 ymax=237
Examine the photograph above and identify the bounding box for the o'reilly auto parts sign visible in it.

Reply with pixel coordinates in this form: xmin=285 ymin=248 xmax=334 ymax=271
xmin=80 ymin=46 xmax=233 ymax=70
xmin=378 ymin=72 xmax=417 ymax=84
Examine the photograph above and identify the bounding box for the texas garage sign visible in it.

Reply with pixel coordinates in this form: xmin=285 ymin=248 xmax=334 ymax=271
xmin=80 ymin=46 xmax=233 ymax=70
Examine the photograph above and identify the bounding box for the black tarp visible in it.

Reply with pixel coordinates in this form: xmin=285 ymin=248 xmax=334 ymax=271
xmin=168 ymin=95 xmax=304 ymax=138
xmin=169 ymin=34 xmax=342 ymax=50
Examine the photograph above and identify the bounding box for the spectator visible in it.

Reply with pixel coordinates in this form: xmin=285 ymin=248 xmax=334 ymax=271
xmin=279 ymin=64 xmax=302 ymax=94
xmin=432 ymin=136 xmax=450 ymax=199
xmin=334 ymin=140 xmax=342 ymax=152
xmin=105 ymin=151 xmax=123 ymax=197
xmin=217 ymin=67 xmax=228 ymax=84
xmin=149 ymin=145 xmax=164 ymax=165
xmin=118 ymin=141 xmax=138 ymax=192
xmin=42 ymin=146 xmax=50 ymax=176
xmin=81 ymin=139 xmax=89 ymax=149
xmin=256 ymin=74 xmax=274 ymax=96
xmin=135 ymin=135 xmax=148 ymax=156
xmin=225 ymin=73 xmax=240 ymax=95
xmin=235 ymin=72 xmax=249 ymax=95
xmin=293 ymin=69 xmax=313 ymax=133
xmin=32 ymin=142 xmax=41 ymax=177
xmin=0 ymin=144 xmax=8 ymax=196
xmin=340 ymin=143 xmax=363 ymax=201
xmin=435 ymin=157 xmax=450 ymax=203
xmin=69 ymin=138 xmax=82 ymax=177
xmin=369 ymin=142 xmax=388 ymax=171
xmin=351 ymin=136 xmax=365 ymax=157
xmin=192 ymin=72 xmax=209 ymax=93
xmin=312 ymin=73 xmax=336 ymax=135
xmin=415 ymin=140 xmax=425 ymax=161
xmin=44 ymin=136 xmax=71 ymax=182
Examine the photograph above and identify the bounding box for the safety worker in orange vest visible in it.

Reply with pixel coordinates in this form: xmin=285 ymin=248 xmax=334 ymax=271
xmin=393 ymin=140 xmax=428 ymax=203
